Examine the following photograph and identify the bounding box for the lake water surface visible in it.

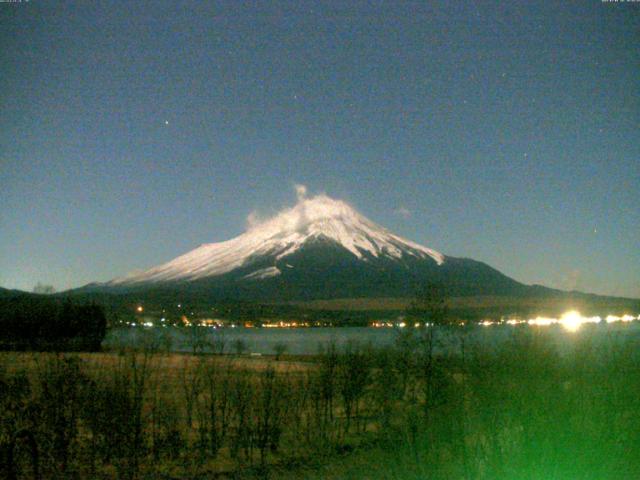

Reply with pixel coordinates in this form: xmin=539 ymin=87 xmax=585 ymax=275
xmin=104 ymin=322 xmax=640 ymax=356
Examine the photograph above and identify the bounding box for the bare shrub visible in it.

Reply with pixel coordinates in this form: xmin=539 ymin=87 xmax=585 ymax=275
xmin=196 ymin=359 xmax=232 ymax=457
xmin=33 ymin=354 xmax=88 ymax=477
xmin=233 ymin=339 xmax=248 ymax=356
xmin=0 ymin=366 xmax=38 ymax=480
xmin=228 ymin=369 xmax=253 ymax=461
xmin=180 ymin=357 xmax=204 ymax=430
xmin=272 ymin=342 xmax=288 ymax=361
xmin=254 ymin=366 xmax=287 ymax=465
xmin=82 ymin=351 xmax=152 ymax=480
xmin=337 ymin=341 xmax=370 ymax=436
xmin=211 ymin=330 xmax=226 ymax=355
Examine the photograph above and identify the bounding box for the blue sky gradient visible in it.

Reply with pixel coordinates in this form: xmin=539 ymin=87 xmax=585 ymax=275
xmin=1 ymin=1 xmax=638 ymax=297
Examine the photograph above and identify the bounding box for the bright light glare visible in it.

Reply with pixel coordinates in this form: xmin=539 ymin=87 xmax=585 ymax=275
xmin=498 ymin=311 xmax=611 ymax=331
xmin=560 ymin=310 xmax=582 ymax=332
xmin=528 ymin=317 xmax=555 ymax=327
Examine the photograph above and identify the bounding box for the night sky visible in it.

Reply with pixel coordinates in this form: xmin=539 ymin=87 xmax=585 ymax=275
xmin=1 ymin=1 xmax=638 ymax=298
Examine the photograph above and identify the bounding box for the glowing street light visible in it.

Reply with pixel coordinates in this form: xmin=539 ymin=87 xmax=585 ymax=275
xmin=560 ymin=310 xmax=582 ymax=332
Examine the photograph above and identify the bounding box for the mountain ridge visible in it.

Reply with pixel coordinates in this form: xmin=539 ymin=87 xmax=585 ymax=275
xmin=71 ymin=193 xmax=637 ymax=310
xmin=75 ymin=193 xmax=530 ymax=301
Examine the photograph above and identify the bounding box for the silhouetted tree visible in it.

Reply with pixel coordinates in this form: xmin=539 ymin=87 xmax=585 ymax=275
xmin=272 ymin=342 xmax=288 ymax=360
xmin=233 ymin=339 xmax=248 ymax=355
xmin=0 ymin=296 xmax=106 ymax=351
xmin=33 ymin=283 xmax=56 ymax=295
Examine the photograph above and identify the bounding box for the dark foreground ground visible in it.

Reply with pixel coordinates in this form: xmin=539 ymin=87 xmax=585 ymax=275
xmin=2 ymin=325 xmax=639 ymax=479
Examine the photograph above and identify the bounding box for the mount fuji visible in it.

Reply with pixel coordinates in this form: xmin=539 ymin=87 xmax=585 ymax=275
xmin=83 ymin=193 xmax=533 ymax=302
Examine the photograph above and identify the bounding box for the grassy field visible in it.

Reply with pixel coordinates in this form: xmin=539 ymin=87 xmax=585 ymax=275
xmin=2 ymin=325 xmax=639 ymax=479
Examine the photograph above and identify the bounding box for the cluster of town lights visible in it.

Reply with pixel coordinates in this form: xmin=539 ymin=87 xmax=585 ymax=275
xmin=371 ymin=312 xmax=638 ymax=332
xmin=479 ymin=311 xmax=639 ymax=332
xmin=133 ymin=304 xmax=637 ymax=331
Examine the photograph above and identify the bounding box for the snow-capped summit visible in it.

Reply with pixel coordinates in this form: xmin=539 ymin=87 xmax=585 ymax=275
xmin=110 ymin=193 xmax=444 ymax=286
xmin=79 ymin=187 xmax=530 ymax=301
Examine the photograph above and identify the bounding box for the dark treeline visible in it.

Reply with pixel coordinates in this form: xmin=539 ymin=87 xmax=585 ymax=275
xmin=0 ymin=294 xmax=106 ymax=351
xmin=1 ymin=325 xmax=639 ymax=479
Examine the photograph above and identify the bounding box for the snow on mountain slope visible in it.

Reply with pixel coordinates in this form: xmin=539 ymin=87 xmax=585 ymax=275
xmin=109 ymin=194 xmax=444 ymax=285
xmin=243 ymin=266 xmax=281 ymax=281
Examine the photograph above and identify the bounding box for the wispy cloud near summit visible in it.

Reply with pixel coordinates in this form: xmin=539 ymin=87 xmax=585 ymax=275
xmin=294 ymin=184 xmax=308 ymax=202
xmin=394 ymin=206 xmax=411 ymax=219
